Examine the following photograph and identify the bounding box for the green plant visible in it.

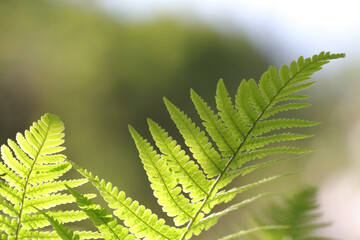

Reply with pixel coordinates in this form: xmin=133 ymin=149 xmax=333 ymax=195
xmin=249 ymin=187 xmax=331 ymax=240
xmin=0 ymin=114 xmax=100 ymax=239
xmin=0 ymin=52 xmax=344 ymax=239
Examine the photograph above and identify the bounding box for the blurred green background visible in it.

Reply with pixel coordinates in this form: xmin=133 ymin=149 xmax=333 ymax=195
xmin=1 ymin=0 xmax=359 ymax=239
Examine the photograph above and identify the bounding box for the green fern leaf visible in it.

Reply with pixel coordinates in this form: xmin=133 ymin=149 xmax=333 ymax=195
xmin=68 ymin=160 xmax=184 ymax=240
xmin=177 ymin=52 xmax=343 ymax=239
xmin=164 ymin=97 xmax=227 ymax=178
xmin=21 ymin=210 xmax=88 ymax=230
xmin=129 ymin=126 xmax=201 ymax=226
xmin=244 ymin=133 xmax=312 ymax=151
xmin=14 ymin=52 xmax=342 ymax=240
xmin=26 ymin=178 xmax=87 ymax=199
xmin=251 ymin=187 xmax=331 ymax=240
xmin=219 ymin=156 xmax=297 ymax=189
xmin=261 ymin=103 xmax=311 ymax=119
xmin=0 ymin=114 xmax=91 ymax=239
xmin=37 ymin=209 xmax=80 ymax=240
xmin=66 ymin=186 xmax=137 ymax=240
xmin=247 ymin=78 xmax=268 ymax=113
xmin=186 ymin=193 xmax=271 ymax=239
xmin=147 ymin=119 xmax=212 ymax=202
xmin=191 ymin=89 xmax=238 ymax=157
xmin=251 ymin=118 xmax=320 ymax=136
xmin=235 ymin=80 xmax=259 ymax=124
xmin=231 ymin=146 xmax=312 ymax=169
xmin=215 ymin=79 xmax=248 ymax=141
xmin=204 ymin=175 xmax=289 ymax=213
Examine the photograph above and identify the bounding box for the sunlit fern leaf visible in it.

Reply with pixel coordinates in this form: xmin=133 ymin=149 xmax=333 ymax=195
xmin=215 ymin=80 xmax=248 ymax=143
xmin=218 ymin=156 xmax=297 ymax=189
xmin=164 ymin=97 xmax=228 ymax=178
xmin=186 ymin=193 xmax=272 ymax=239
xmin=129 ymin=126 xmax=202 ymax=226
xmin=243 ymin=133 xmax=313 ymax=151
xmin=0 ymin=114 xmax=91 ymax=239
xmin=235 ymin=80 xmax=259 ymax=124
xmin=250 ymin=187 xmax=332 ymax=240
xmin=37 ymin=208 xmax=80 ymax=240
xmin=66 ymin=185 xmax=137 ymax=240
xmin=203 ymin=174 xmax=290 ymax=214
xmin=21 ymin=210 xmax=88 ymax=230
xmin=191 ymin=89 xmax=238 ymax=157
xmin=67 ymin=160 xmax=185 ymax=240
xmin=230 ymin=146 xmax=312 ymax=169
xmin=4 ymin=52 xmax=342 ymax=240
xmin=62 ymin=52 xmax=343 ymax=240
xmin=147 ymin=119 xmax=213 ymax=202
xmin=74 ymin=231 xmax=104 ymax=240
xmin=176 ymin=52 xmax=342 ymax=239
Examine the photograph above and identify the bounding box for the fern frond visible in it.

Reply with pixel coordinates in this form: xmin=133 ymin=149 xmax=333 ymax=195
xmin=231 ymin=146 xmax=312 ymax=169
xmin=235 ymin=80 xmax=258 ymax=125
xmin=75 ymin=231 xmax=104 ymax=239
xmin=261 ymin=103 xmax=311 ymax=119
xmin=164 ymin=97 xmax=227 ymax=178
xmin=66 ymin=186 xmax=136 ymax=240
xmin=26 ymin=178 xmax=87 ymax=198
xmin=23 ymin=193 xmax=96 ymax=214
xmin=37 ymin=209 xmax=80 ymax=240
xmin=21 ymin=210 xmax=88 ymax=230
xmin=75 ymin=231 xmax=104 ymax=240
xmin=250 ymin=187 xmax=331 ymax=240
xmin=176 ymin=52 xmax=343 ymax=239
xmin=126 ymin=52 xmax=342 ymax=239
xmin=215 ymin=80 xmax=248 ymax=142
xmin=147 ymin=119 xmax=212 ymax=202
xmin=204 ymin=174 xmax=289 ymax=213
xmin=251 ymin=118 xmax=320 ymax=136
xmin=0 ymin=114 xmax=90 ymax=239
xmin=11 ymin=229 xmax=58 ymax=239
xmin=219 ymin=156 xmax=297 ymax=189
xmin=68 ymin=160 xmax=185 ymax=240
xmin=0 ymin=215 xmax=17 ymax=235
xmin=186 ymin=193 xmax=271 ymax=239
xmin=129 ymin=126 xmax=201 ymax=226
xmin=244 ymin=133 xmax=312 ymax=151
xmin=22 ymin=52 xmax=342 ymax=240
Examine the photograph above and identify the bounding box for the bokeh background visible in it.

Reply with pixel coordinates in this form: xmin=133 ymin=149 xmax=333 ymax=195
xmin=1 ymin=0 xmax=359 ymax=239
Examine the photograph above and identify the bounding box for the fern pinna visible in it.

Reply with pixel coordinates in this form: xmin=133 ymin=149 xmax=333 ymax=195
xmin=0 ymin=52 xmax=344 ymax=240
xmin=0 ymin=114 xmax=100 ymax=239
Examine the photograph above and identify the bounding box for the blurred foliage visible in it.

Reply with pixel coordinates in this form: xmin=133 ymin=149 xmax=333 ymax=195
xmin=0 ymin=0 xmax=269 ymax=218
xmin=250 ymin=187 xmax=331 ymax=240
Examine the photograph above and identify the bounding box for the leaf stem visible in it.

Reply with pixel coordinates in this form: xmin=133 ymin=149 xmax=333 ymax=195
xmin=14 ymin=120 xmax=52 ymax=239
